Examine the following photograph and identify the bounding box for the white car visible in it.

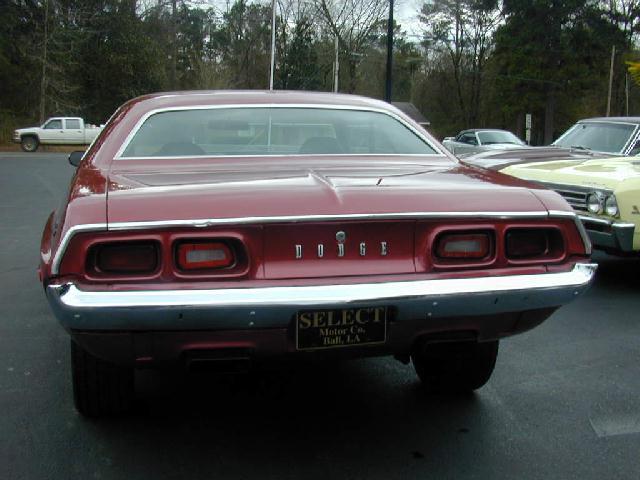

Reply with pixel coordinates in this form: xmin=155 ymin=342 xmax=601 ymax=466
xmin=442 ymin=129 xmax=526 ymax=156
xmin=13 ymin=117 xmax=103 ymax=152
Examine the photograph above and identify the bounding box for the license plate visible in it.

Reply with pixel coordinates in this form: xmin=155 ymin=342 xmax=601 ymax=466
xmin=295 ymin=307 xmax=387 ymax=350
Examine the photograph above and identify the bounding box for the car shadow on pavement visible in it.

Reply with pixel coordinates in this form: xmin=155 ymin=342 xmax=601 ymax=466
xmin=78 ymin=360 xmax=488 ymax=476
xmin=128 ymin=359 xmax=481 ymax=424
xmin=591 ymin=251 xmax=640 ymax=290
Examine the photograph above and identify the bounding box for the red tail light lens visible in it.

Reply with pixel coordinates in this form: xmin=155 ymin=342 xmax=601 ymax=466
xmin=506 ymin=228 xmax=563 ymax=259
xmin=435 ymin=232 xmax=491 ymax=259
xmin=92 ymin=242 xmax=159 ymax=274
xmin=177 ymin=242 xmax=234 ymax=270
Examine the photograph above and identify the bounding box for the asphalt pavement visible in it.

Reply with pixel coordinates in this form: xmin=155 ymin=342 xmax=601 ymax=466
xmin=1 ymin=152 xmax=639 ymax=480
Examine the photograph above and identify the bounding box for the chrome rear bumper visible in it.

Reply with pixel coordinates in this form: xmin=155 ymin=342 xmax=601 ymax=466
xmin=46 ymin=263 xmax=597 ymax=332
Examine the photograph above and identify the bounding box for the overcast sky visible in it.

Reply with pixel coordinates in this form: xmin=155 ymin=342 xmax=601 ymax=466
xmin=396 ymin=0 xmax=423 ymax=36
xmin=200 ymin=0 xmax=424 ymax=37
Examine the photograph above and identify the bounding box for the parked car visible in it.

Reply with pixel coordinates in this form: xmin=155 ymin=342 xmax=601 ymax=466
xmin=551 ymin=117 xmax=640 ymax=155
xmin=40 ymin=91 xmax=596 ymax=416
xmin=13 ymin=117 xmax=103 ymax=152
xmin=465 ymin=117 xmax=640 ymax=170
xmin=442 ymin=129 xmax=526 ymax=155
xmin=501 ymin=157 xmax=640 ymax=255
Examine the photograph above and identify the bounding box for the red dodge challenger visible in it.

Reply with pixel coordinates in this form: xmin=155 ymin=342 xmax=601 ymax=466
xmin=40 ymin=91 xmax=596 ymax=416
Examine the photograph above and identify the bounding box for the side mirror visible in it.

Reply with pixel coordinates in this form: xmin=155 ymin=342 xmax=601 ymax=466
xmin=443 ymin=137 xmax=454 ymax=142
xmin=68 ymin=151 xmax=85 ymax=167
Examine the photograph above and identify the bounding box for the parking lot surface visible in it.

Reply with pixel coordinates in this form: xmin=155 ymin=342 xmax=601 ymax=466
xmin=1 ymin=152 xmax=639 ymax=480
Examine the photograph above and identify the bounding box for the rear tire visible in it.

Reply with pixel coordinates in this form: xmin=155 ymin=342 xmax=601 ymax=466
xmin=412 ymin=340 xmax=498 ymax=393
xmin=20 ymin=136 xmax=39 ymax=152
xmin=71 ymin=340 xmax=134 ymax=417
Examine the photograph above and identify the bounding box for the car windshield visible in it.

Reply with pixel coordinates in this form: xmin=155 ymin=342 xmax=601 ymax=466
xmin=476 ymin=131 xmax=523 ymax=145
xmin=120 ymin=107 xmax=438 ymax=158
xmin=553 ymin=121 xmax=637 ymax=153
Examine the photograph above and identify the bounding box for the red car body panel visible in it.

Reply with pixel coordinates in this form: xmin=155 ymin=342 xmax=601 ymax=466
xmin=105 ymin=160 xmax=551 ymax=225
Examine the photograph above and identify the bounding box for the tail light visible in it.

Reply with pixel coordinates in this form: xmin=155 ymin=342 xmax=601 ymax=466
xmin=505 ymin=228 xmax=563 ymax=260
xmin=435 ymin=232 xmax=491 ymax=259
xmin=177 ymin=241 xmax=235 ymax=270
xmin=90 ymin=242 xmax=159 ymax=274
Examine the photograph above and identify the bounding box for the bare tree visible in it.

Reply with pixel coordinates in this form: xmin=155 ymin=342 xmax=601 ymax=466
xmin=601 ymin=0 xmax=640 ymax=47
xmin=38 ymin=0 xmax=98 ymax=120
xmin=465 ymin=2 xmax=501 ymax=125
xmin=278 ymin=0 xmax=313 ymax=25
xmin=420 ymin=0 xmax=500 ymax=126
xmin=313 ymin=0 xmax=388 ymax=92
xmin=39 ymin=0 xmax=49 ymax=122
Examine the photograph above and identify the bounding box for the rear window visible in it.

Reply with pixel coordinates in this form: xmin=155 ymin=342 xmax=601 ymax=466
xmin=119 ymin=107 xmax=438 ymax=158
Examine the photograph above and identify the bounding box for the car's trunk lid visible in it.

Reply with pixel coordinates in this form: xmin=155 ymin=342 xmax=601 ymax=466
xmin=106 ymin=157 xmax=546 ymax=223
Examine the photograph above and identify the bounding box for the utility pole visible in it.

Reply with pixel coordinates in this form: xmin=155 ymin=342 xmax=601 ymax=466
xmin=169 ymin=0 xmax=177 ymax=89
xmin=333 ymin=35 xmax=339 ymax=92
xmin=384 ymin=0 xmax=394 ymax=102
xmin=39 ymin=0 xmax=49 ymax=123
xmin=269 ymin=0 xmax=276 ymax=90
xmin=606 ymin=45 xmax=616 ymax=117
xmin=626 ymin=73 xmax=629 ymax=116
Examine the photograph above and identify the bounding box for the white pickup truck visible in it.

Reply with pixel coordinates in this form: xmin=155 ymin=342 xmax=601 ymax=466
xmin=13 ymin=117 xmax=103 ymax=152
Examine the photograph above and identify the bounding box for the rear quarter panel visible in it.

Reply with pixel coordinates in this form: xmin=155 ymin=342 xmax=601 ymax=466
xmin=40 ymin=167 xmax=108 ymax=281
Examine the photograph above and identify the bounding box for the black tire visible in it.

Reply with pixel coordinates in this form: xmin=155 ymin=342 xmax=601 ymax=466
xmin=20 ymin=135 xmax=39 ymax=152
xmin=412 ymin=340 xmax=499 ymax=393
xmin=71 ymin=340 xmax=134 ymax=417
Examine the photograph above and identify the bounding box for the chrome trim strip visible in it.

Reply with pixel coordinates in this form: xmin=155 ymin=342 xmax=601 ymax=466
xmin=579 ymin=215 xmax=635 ymax=228
xmin=51 ymin=223 xmax=107 ymax=275
xmin=612 ymin=222 xmax=636 ymax=229
xmin=117 ymin=153 xmax=445 ymax=161
xmin=575 ymin=215 xmax=593 ymax=255
xmin=578 ymin=215 xmax=613 ymax=226
xmin=113 ymin=103 xmax=446 ymax=159
xmin=547 ymin=210 xmax=576 ymax=218
xmin=573 ymin=216 xmax=593 ymax=255
xmin=49 ymin=263 xmax=596 ymax=310
xmin=549 ymin=210 xmax=593 ymax=255
xmin=108 ymin=211 xmax=550 ymax=232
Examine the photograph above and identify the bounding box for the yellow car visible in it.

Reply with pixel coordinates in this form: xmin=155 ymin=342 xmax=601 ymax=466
xmin=502 ymin=158 xmax=640 ymax=255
